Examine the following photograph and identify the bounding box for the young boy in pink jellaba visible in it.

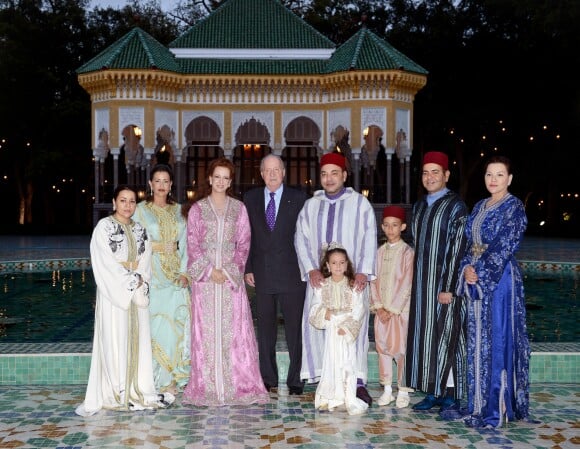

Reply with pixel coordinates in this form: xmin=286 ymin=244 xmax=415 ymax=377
xmin=371 ymin=206 xmax=414 ymax=408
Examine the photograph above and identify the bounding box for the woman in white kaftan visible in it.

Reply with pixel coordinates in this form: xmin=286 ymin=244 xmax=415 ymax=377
xmin=134 ymin=164 xmax=191 ymax=393
xmin=309 ymin=244 xmax=368 ymax=415
xmin=76 ymin=185 xmax=174 ymax=417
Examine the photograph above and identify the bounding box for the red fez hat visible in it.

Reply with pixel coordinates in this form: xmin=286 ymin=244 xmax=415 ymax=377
xmin=382 ymin=206 xmax=406 ymax=223
xmin=320 ymin=152 xmax=346 ymax=170
xmin=422 ymin=151 xmax=449 ymax=170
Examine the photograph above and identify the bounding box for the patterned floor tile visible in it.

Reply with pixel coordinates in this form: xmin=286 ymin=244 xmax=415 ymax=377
xmin=1 ymin=383 xmax=578 ymax=448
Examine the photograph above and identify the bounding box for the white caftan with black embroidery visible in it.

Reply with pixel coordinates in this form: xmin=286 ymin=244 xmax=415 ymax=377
xmin=75 ymin=216 xmax=174 ymax=417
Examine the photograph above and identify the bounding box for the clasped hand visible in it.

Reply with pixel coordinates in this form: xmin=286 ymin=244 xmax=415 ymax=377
xmin=464 ymin=265 xmax=478 ymax=284
xmin=177 ymin=275 xmax=189 ymax=288
xmin=211 ymin=268 xmax=227 ymax=284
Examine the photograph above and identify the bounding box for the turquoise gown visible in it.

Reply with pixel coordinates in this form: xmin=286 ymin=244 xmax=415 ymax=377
xmin=134 ymin=201 xmax=191 ymax=391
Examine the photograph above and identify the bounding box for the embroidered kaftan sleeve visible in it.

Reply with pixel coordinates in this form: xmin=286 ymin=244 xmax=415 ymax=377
xmin=471 ymin=198 xmax=527 ymax=299
xmin=90 ymin=219 xmax=144 ymax=310
xmin=370 ymin=245 xmax=385 ymax=312
xmin=388 ymin=245 xmax=414 ymax=315
xmin=134 ymin=224 xmax=152 ymax=293
xmin=308 ymin=286 xmax=328 ymax=330
xmin=222 ymin=202 xmax=251 ymax=289
xmin=187 ymin=203 xmax=212 ymax=282
xmin=335 ymin=289 xmax=364 ymax=344
xmin=176 ymin=205 xmax=189 ymax=279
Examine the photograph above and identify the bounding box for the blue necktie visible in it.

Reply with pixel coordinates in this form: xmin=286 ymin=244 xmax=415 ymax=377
xmin=266 ymin=192 xmax=276 ymax=230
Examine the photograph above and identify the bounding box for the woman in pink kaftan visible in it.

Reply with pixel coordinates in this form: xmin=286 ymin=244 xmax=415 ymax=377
xmin=182 ymin=158 xmax=269 ymax=406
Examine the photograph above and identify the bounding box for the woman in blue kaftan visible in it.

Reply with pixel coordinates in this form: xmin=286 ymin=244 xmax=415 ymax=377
xmin=457 ymin=155 xmax=530 ymax=428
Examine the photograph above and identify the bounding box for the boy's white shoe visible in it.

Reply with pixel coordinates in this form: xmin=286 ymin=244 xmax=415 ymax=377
xmin=396 ymin=392 xmax=410 ymax=408
xmin=377 ymin=391 xmax=395 ymax=406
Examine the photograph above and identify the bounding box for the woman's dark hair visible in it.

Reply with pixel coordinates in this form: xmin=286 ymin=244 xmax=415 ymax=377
xmin=182 ymin=157 xmax=236 ymax=217
xmin=485 ymin=155 xmax=512 ymax=175
xmin=112 ymin=184 xmax=137 ymax=214
xmin=113 ymin=184 xmax=137 ymax=201
xmin=320 ymin=247 xmax=355 ymax=287
xmin=146 ymin=164 xmax=175 ymax=204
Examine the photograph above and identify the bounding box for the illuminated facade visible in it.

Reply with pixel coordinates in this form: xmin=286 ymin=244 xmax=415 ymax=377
xmin=77 ymin=0 xmax=427 ymax=223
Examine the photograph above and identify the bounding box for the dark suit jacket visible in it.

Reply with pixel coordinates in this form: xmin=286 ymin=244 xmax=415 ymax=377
xmin=244 ymin=185 xmax=307 ymax=294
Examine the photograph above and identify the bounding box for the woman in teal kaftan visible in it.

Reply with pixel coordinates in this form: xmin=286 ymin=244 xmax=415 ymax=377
xmin=134 ymin=164 xmax=191 ymax=393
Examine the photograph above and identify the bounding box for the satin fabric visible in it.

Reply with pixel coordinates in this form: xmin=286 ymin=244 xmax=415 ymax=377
xmin=458 ymin=193 xmax=530 ymax=427
xmin=183 ymin=197 xmax=269 ymax=406
xmin=295 ymin=187 xmax=377 ymax=384
xmin=134 ymin=202 xmax=191 ymax=391
xmin=309 ymin=278 xmax=368 ymax=415
xmin=76 ymin=217 xmax=172 ymax=416
xmin=405 ymin=190 xmax=469 ymax=399
xmin=371 ymin=240 xmax=414 ymax=388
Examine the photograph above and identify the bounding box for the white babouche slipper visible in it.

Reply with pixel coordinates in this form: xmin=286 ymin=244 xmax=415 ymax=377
xmin=396 ymin=393 xmax=410 ymax=408
xmin=377 ymin=391 xmax=395 ymax=406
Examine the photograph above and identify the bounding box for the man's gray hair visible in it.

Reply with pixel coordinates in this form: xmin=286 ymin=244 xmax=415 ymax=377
xmin=260 ymin=154 xmax=285 ymax=172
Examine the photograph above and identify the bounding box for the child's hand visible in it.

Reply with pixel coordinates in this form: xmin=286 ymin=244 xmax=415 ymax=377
xmin=325 ymin=309 xmax=332 ymax=321
xmin=337 ymin=328 xmax=346 ymax=335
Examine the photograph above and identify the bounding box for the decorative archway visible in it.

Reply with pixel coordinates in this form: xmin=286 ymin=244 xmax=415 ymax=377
xmin=283 ymin=116 xmax=321 ymax=193
xmin=183 ymin=116 xmax=223 ymax=200
xmin=234 ymin=117 xmax=270 ymax=195
xmin=361 ymin=125 xmax=386 ymax=202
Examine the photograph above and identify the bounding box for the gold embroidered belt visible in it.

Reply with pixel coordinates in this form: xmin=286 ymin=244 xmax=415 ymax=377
xmin=121 ymin=261 xmax=138 ymax=271
xmin=151 ymin=241 xmax=178 ymax=254
xmin=471 ymin=243 xmax=488 ymax=258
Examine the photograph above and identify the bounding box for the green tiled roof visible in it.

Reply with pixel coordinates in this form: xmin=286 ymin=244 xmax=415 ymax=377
xmin=77 ymin=2 xmax=427 ymax=79
xmin=326 ymin=27 xmax=428 ymax=75
xmin=170 ymin=0 xmax=334 ymax=49
xmin=77 ymin=28 xmax=180 ymax=74
xmin=177 ymin=58 xmax=326 ymax=75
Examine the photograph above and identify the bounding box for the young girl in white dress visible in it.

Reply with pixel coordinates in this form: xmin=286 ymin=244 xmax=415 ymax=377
xmin=308 ymin=243 xmax=368 ymax=415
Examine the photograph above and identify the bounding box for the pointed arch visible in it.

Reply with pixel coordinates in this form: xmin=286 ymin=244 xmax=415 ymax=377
xmin=233 ymin=117 xmax=271 ymax=195
xmin=184 ymin=116 xmax=223 ymax=197
xmin=283 ymin=116 xmax=321 ymax=193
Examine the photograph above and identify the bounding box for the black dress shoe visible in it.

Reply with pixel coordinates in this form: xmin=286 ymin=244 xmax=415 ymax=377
xmin=356 ymin=386 xmax=373 ymax=406
xmin=264 ymin=384 xmax=278 ymax=393
xmin=288 ymin=386 xmax=303 ymax=395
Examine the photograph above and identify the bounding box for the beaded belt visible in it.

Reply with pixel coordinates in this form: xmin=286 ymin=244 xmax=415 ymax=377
xmin=151 ymin=241 xmax=178 ymax=254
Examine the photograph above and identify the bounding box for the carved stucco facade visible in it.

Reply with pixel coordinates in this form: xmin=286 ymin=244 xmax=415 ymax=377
xmin=80 ymin=70 xmax=426 ymax=223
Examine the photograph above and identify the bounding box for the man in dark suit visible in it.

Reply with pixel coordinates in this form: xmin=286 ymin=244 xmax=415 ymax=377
xmin=244 ymin=154 xmax=307 ymax=395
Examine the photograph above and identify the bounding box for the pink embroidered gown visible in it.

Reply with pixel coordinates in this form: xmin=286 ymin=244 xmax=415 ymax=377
xmin=183 ymin=196 xmax=269 ymax=406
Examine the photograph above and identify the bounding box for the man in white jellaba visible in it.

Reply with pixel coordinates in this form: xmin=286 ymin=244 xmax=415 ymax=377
xmin=295 ymin=152 xmax=376 ymax=406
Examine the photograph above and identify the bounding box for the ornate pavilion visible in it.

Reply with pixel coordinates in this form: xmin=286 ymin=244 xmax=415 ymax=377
xmin=77 ymin=0 xmax=427 ymax=224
